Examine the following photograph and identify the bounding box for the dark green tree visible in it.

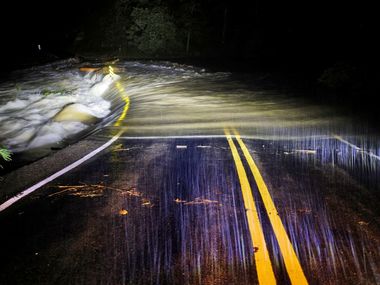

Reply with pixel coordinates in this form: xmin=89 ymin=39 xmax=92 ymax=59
xmin=126 ymin=7 xmax=178 ymax=56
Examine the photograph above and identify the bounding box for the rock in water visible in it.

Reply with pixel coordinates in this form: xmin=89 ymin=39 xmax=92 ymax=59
xmin=53 ymin=103 xmax=98 ymax=124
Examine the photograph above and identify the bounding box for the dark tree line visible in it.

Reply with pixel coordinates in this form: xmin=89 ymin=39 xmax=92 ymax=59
xmin=77 ymin=0 xmax=252 ymax=57
xmin=74 ymin=0 xmax=377 ymax=73
xmin=2 ymin=0 xmax=377 ymax=76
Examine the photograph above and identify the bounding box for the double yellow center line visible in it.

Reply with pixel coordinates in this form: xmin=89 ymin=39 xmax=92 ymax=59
xmin=225 ymin=128 xmax=308 ymax=285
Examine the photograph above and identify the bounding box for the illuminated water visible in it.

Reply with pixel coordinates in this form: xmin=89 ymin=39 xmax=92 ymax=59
xmin=111 ymin=61 xmax=380 ymax=184
xmin=0 ymin=59 xmax=122 ymax=153
xmin=1 ymin=59 xmax=380 ymax=178
xmin=1 ymin=59 xmax=379 ymax=152
xmin=114 ymin=62 xmax=348 ymax=138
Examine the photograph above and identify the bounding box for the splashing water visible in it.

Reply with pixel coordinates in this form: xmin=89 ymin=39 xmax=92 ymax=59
xmin=1 ymin=59 xmax=380 ymax=182
xmin=0 ymin=60 xmax=121 ymax=153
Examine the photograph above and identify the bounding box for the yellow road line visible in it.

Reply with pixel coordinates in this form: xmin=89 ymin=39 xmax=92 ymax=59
xmin=233 ymin=129 xmax=308 ymax=285
xmin=225 ymin=129 xmax=276 ymax=285
xmin=114 ymin=81 xmax=130 ymax=127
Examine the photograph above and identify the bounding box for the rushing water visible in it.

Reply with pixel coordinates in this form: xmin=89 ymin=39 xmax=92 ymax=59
xmin=0 ymin=59 xmax=123 ymax=154
xmin=0 ymin=59 xmax=377 ymax=148
xmin=111 ymin=60 xmax=380 ymax=188
xmin=114 ymin=61 xmax=348 ymax=138
xmin=1 ymin=59 xmax=380 ymax=172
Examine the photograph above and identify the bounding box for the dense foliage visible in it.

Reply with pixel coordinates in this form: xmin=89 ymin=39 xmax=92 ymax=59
xmin=126 ymin=7 xmax=178 ymax=55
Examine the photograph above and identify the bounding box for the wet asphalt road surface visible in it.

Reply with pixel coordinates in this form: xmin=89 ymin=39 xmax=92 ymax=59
xmin=0 ymin=135 xmax=379 ymax=285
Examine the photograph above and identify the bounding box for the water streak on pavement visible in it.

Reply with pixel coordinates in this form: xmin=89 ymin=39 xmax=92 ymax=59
xmin=0 ymin=60 xmax=379 ymax=284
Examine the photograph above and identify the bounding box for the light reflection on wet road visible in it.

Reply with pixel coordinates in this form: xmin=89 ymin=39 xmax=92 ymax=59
xmin=0 ymin=135 xmax=379 ymax=284
xmin=0 ymin=61 xmax=379 ymax=284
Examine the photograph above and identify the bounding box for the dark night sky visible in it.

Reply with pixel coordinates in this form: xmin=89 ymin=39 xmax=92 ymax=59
xmin=3 ymin=0 xmax=104 ymax=46
xmin=1 ymin=0 xmax=378 ymax=70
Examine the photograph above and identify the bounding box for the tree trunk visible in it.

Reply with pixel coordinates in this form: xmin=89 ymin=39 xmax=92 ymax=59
xmin=186 ymin=29 xmax=191 ymax=55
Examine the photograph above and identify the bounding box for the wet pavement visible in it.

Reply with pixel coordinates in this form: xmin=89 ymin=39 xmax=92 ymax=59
xmin=0 ymin=60 xmax=379 ymax=284
xmin=0 ymin=135 xmax=379 ymax=284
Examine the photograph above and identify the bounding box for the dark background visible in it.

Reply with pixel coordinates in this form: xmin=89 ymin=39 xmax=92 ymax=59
xmin=2 ymin=0 xmax=377 ymax=66
xmin=1 ymin=0 xmax=379 ymax=120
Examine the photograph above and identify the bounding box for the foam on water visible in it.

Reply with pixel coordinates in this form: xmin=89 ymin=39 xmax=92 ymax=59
xmin=0 ymin=63 xmax=120 ymax=152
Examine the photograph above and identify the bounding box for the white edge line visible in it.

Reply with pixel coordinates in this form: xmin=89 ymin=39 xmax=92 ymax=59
xmin=117 ymin=134 xmax=332 ymax=140
xmin=0 ymin=130 xmax=123 ymax=212
xmin=119 ymin=135 xmax=228 ymax=140
xmin=333 ymin=134 xmax=380 ymax=160
xmin=3 ymin=131 xmax=377 ymax=211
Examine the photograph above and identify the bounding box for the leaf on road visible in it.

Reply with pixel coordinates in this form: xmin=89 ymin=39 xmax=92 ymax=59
xmin=119 ymin=209 xmax=129 ymax=215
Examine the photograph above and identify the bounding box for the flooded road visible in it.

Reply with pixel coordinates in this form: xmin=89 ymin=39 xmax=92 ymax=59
xmin=0 ymin=60 xmax=379 ymax=284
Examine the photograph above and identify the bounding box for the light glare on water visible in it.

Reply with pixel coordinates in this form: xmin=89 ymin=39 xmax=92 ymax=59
xmin=1 ymin=60 xmax=380 ymax=168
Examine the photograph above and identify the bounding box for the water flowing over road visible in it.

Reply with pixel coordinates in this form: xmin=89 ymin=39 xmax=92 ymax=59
xmin=0 ymin=59 xmax=379 ymax=284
